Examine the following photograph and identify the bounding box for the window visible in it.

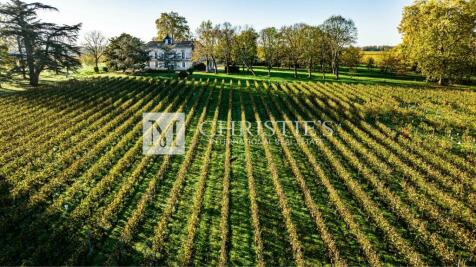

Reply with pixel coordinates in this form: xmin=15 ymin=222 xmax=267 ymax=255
xmin=182 ymin=61 xmax=185 ymax=68
xmin=181 ymin=50 xmax=185 ymax=59
xmin=155 ymin=61 xmax=158 ymax=68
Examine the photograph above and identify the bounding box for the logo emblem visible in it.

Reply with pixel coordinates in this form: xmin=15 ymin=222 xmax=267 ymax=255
xmin=143 ymin=113 xmax=185 ymax=155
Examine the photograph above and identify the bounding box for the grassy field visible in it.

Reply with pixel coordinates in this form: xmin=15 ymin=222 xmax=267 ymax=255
xmin=361 ymin=51 xmax=388 ymax=65
xmin=126 ymin=66 xmax=475 ymax=90
xmin=0 ymin=76 xmax=475 ymax=265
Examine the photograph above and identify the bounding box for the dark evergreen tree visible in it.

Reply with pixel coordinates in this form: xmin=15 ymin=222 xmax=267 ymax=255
xmin=104 ymin=33 xmax=149 ymax=73
xmin=0 ymin=0 xmax=81 ymax=86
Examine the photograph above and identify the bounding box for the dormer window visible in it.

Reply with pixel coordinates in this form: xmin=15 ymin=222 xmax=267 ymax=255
xmin=164 ymin=35 xmax=172 ymax=45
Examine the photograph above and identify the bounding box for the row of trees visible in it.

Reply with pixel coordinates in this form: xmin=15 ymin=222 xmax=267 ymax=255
xmin=2 ymin=0 xmax=474 ymax=87
xmin=191 ymin=16 xmax=358 ymax=79
xmin=85 ymin=11 xmax=360 ymax=79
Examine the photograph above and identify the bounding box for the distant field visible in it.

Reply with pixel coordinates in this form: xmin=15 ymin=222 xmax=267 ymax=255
xmin=361 ymin=51 xmax=388 ymax=64
xmin=0 ymin=77 xmax=475 ymax=265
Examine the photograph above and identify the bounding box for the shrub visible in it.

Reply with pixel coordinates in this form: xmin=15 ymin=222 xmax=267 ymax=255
xmin=225 ymin=65 xmax=240 ymax=74
xmin=94 ymin=66 xmax=99 ymax=73
xmin=192 ymin=63 xmax=206 ymax=71
xmin=102 ymin=66 xmax=109 ymax=72
xmin=187 ymin=68 xmax=194 ymax=75
xmin=178 ymin=70 xmax=189 ymax=80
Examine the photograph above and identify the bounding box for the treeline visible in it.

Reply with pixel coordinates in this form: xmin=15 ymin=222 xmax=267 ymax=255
xmin=191 ymin=17 xmax=359 ymax=79
xmin=146 ymin=12 xmax=359 ymax=79
xmin=1 ymin=0 xmax=475 ymax=87
xmin=361 ymin=46 xmax=393 ymax=52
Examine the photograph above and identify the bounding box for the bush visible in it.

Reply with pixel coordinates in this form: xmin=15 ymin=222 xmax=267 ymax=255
xmin=178 ymin=70 xmax=189 ymax=80
xmin=144 ymin=69 xmax=170 ymax=74
xmin=225 ymin=65 xmax=240 ymax=73
xmin=102 ymin=66 xmax=109 ymax=72
xmin=187 ymin=68 xmax=194 ymax=75
xmin=93 ymin=66 xmax=99 ymax=73
xmin=192 ymin=63 xmax=206 ymax=71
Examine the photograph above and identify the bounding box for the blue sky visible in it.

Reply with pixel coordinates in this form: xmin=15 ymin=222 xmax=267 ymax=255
xmin=23 ymin=0 xmax=413 ymax=46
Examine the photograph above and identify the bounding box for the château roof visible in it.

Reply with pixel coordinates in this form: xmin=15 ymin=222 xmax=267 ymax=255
xmin=146 ymin=39 xmax=193 ymax=49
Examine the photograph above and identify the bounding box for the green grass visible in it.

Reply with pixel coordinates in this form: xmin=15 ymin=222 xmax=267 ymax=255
xmin=135 ymin=66 xmax=476 ymax=91
xmin=2 ymin=64 xmax=475 ymax=92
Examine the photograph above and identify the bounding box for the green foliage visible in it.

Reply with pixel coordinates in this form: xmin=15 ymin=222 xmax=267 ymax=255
xmin=0 ymin=0 xmax=82 ymax=86
xmin=300 ymin=25 xmax=327 ymax=78
xmin=259 ymin=27 xmax=279 ymax=75
xmin=216 ymin=22 xmax=236 ymax=74
xmin=103 ymin=33 xmax=149 ymax=72
xmin=0 ymin=38 xmax=13 ymax=86
xmin=234 ymin=26 xmax=259 ymax=75
xmin=322 ymin=15 xmax=358 ymax=79
xmin=399 ymin=0 xmax=476 ymax=85
xmin=279 ymin=24 xmax=306 ymax=77
xmin=379 ymin=47 xmax=406 ymax=74
xmin=366 ymin=57 xmax=375 ymax=69
xmin=194 ymin=20 xmax=219 ymax=73
xmin=155 ymin=11 xmax=191 ymax=41
xmin=341 ymin=46 xmax=362 ymax=72
xmin=178 ymin=70 xmax=188 ymax=79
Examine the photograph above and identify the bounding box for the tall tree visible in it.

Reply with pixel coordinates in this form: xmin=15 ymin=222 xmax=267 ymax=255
xmin=216 ymin=22 xmax=236 ymax=74
xmin=83 ymin=31 xmax=108 ymax=72
xmin=259 ymin=27 xmax=279 ymax=76
xmin=0 ymin=0 xmax=82 ymax=86
xmin=103 ymin=33 xmax=148 ymax=73
xmin=194 ymin=20 xmax=219 ymax=73
xmin=234 ymin=26 xmax=258 ymax=75
xmin=155 ymin=12 xmax=190 ymax=41
xmin=322 ymin=15 xmax=357 ymax=80
xmin=280 ymin=24 xmax=306 ymax=78
xmin=399 ymin=0 xmax=476 ymax=85
xmin=300 ymin=25 xmax=324 ymax=78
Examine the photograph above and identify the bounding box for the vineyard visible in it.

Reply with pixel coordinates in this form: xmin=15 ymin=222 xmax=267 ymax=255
xmin=0 ymin=76 xmax=475 ymax=266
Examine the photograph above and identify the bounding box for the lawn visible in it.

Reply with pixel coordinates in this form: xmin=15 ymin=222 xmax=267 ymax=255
xmin=131 ymin=65 xmax=476 ymax=90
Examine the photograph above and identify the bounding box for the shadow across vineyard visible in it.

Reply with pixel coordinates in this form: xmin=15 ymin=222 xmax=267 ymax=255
xmin=0 ymin=77 xmax=475 ymax=265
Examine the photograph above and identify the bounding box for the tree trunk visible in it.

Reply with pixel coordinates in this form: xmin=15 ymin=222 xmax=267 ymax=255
xmin=242 ymin=59 xmax=255 ymax=76
xmin=225 ymin=59 xmax=229 ymax=75
xmin=29 ymin=72 xmax=39 ymax=87
xmin=268 ymin=64 xmax=271 ymax=77
xmin=24 ymin=39 xmax=38 ymax=87
xmin=308 ymin=59 xmax=312 ymax=79
xmin=335 ymin=62 xmax=340 ymax=80
xmin=294 ymin=64 xmax=297 ymax=78
xmin=16 ymin=37 xmax=27 ymax=79
xmin=94 ymin=57 xmax=99 ymax=73
xmin=438 ymin=76 xmax=448 ymax=86
xmin=212 ymin=57 xmax=217 ymax=74
xmin=321 ymin=63 xmax=325 ymax=80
